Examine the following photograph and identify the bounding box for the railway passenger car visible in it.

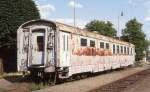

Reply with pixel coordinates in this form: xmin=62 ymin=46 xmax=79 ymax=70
xmin=17 ymin=20 xmax=135 ymax=82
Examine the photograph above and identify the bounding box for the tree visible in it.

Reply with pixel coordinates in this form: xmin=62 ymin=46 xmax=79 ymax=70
xmin=0 ymin=0 xmax=40 ymax=72
xmin=85 ymin=20 xmax=117 ymax=37
xmin=121 ymin=18 xmax=148 ymax=61
xmin=0 ymin=0 xmax=40 ymax=48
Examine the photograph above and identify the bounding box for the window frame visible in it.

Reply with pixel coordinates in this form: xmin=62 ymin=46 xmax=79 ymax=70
xmin=67 ymin=35 xmax=69 ymax=51
xmin=113 ymin=44 xmax=116 ymax=54
xmin=37 ymin=36 xmax=44 ymax=52
xmin=121 ymin=46 xmax=123 ymax=54
xmin=80 ymin=38 xmax=87 ymax=47
xmin=124 ymin=46 xmax=126 ymax=55
xmin=106 ymin=43 xmax=110 ymax=50
xmin=117 ymin=45 xmax=120 ymax=54
xmin=127 ymin=47 xmax=129 ymax=55
xmin=90 ymin=40 xmax=95 ymax=47
xmin=63 ymin=35 xmax=65 ymax=51
xmin=131 ymin=48 xmax=132 ymax=55
xmin=100 ymin=42 xmax=105 ymax=49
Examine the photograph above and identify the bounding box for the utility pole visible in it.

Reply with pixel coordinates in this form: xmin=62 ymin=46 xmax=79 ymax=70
xmin=118 ymin=11 xmax=123 ymax=40
xmin=118 ymin=16 xmax=120 ymax=39
xmin=73 ymin=0 xmax=76 ymax=32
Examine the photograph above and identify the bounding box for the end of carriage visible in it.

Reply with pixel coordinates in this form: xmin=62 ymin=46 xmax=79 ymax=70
xmin=17 ymin=19 xmax=135 ymax=84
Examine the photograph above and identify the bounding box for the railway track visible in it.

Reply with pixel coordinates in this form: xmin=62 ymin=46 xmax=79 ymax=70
xmin=1 ymin=65 xmax=150 ymax=92
xmin=89 ymin=67 xmax=150 ymax=92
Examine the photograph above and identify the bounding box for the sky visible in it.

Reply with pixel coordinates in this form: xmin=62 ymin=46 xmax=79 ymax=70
xmin=34 ymin=0 xmax=150 ymax=39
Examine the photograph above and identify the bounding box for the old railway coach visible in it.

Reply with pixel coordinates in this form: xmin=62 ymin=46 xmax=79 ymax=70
xmin=17 ymin=20 xmax=135 ymax=81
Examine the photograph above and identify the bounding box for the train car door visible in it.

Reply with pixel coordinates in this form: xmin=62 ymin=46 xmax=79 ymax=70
xmin=31 ymin=29 xmax=45 ymax=65
xmin=17 ymin=29 xmax=30 ymax=71
xmin=60 ymin=31 xmax=71 ymax=67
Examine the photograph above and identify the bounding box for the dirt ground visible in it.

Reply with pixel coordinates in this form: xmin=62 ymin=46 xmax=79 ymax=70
xmin=123 ymin=74 xmax=150 ymax=92
xmin=0 ymin=76 xmax=30 ymax=92
xmin=34 ymin=64 xmax=150 ymax=92
xmin=0 ymin=64 xmax=150 ymax=92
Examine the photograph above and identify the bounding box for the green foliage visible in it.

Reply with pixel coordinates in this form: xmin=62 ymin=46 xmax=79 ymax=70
xmin=29 ymin=83 xmax=49 ymax=91
xmin=85 ymin=20 xmax=117 ymax=37
xmin=145 ymin=40 xmax=150 ymax=51
xmin=121 ymin=18 xmax=148 ymax=61
xmin=0 ymin=0 xmax=40 ymax=48
xmin=0 ymin=72 xmax=21 ymax=79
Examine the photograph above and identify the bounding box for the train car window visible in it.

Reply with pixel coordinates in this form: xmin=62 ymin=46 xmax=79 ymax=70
xmin=81 ymin=38 xmax=87 ymax=46
xmin=131 ymin=48 xmax=132 ymax=55
xmin=124 ymin=47 xmax=126 ymax=54
xmin=63 ymin=35 xmax=65 ymax=51
xmin=113 ymin=44 xmax=116 ymax=54
xmin=100 ymin=42 xmax=104 ymax=48
xmin=67 ymin=35 xmax=69 ymax=51
xmin=117 ymin=45 xmax=119 ymax=54
xmin=121 ymin=46 xmax=123 ymax=54
xmin=127 ymin=47 xmax=129 ymax=55
xmin=106 ymin=43 xmax=109 ymax=49
xmin=37 ymin=36 xmax=44 ymax=51
xmin=90 ymin=40 xmax=95 ymax=47
xmin=132 ymin=48 xmax=134 ymax=55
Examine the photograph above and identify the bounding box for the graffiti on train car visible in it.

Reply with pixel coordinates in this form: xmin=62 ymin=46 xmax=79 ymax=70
xmin=72 ymin=47 xmax=112 ymax=56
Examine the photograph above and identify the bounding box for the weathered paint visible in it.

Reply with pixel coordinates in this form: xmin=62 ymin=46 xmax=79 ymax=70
xmin=31 ymin=29 xmax=45 ymax=65
xmin=59 ymin=31 xmax=71 ymax=67
xmin=17 ymin=19 xmax=135 ymax=78
xmin=72 ymin=47 xmax=112 ymax=56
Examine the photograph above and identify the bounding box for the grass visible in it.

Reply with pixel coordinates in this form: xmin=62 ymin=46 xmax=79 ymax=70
xmin=0 ymin=72 xmax=22 ymax=79
xmin=29 ymin=83 xmax=49 ymax=91
xmin=0 ymin=72 xmax=49 ymax=92
xmin=0 ymin=87 xmax=5 ymax=92
xmin=134 ymin=60 xmax=146 ymax=67
xmin=0 ymin=73 xmax=3 ymax=79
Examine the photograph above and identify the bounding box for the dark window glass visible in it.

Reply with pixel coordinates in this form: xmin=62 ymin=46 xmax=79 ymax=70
xmin=37 ymin=36 xmax=44 ymax=51
xmin=124 ymin=47 xmax=126 ymax=54
xmin=121 ymin=46 xmax=123 ymax=54
xmin=113 ymin=44 xmax=116 ymax=54
xmin=127 ymin=47 xmax=129 ymax=55
xmin=117 ymin=45 xmax=119 ymax=54
xmin=100 ymin=42 xmax=104 ymax=48
xmin=81 ymin=38 xmax=87 ymax=46
xmin=131 ymin=48 xmax=132 ymax=55
xmin=90 ymin=40 xmax=95 ymax=47
xmin=106 ymin=43 xmax=109 ymax=49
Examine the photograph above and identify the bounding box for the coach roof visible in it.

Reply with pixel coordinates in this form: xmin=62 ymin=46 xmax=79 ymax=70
xmin=18 ymin=19 xmax=134 ymax=47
